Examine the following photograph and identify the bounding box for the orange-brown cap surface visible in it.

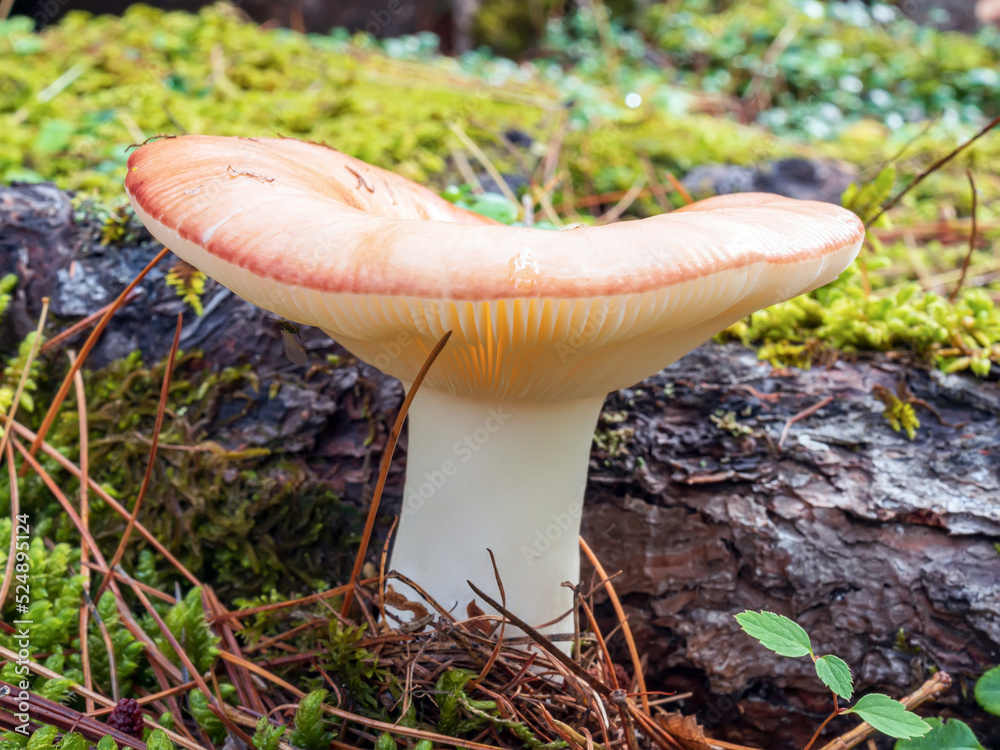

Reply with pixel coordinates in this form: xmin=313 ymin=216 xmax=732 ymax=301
xmin=126 ymin=135 xmax=865 ymax=400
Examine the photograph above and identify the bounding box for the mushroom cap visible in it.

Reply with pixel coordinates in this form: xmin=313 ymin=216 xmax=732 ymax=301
xmin=126 ymin=135 xmax=864 ymax=401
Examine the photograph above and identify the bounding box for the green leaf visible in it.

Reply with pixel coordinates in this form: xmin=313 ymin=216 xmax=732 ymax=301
xmin=145 ymin=729 xmax=175 ymax=750
xmin=374 ymin=733 xmax=397 ymax=750
xmin=55 ymin=734 xmax=87 ymax=750
xmin=974 ymin=665 xmax=1000 ymax=715
xmin=95 ymin=737 xmax=118 ymax=750
xmin=815 ymin=655 xmax=853 ymax=700
xmin=25 ymin=726 xmax=57 ymax=750
xmin=893 ymin=717 xmax=984 ymax=750
xmin=466 ymin=192 xmax=519 ymax=225
xmin=734 ymin=610 xmax=813 ymax=658
xmin=845 ymin=694 xmax=931 ymax=739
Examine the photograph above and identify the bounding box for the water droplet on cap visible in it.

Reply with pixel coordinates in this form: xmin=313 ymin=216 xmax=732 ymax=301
xmin=508 ymin=246 xmax=540 ymax=291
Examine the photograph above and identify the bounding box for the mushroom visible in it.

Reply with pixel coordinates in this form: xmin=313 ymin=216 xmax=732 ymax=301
xmin=125 ymin=135 xmax=864 ymax=636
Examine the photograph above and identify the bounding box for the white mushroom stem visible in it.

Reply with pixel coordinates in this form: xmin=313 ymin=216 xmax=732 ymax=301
xmin=387 ymin=387 xmax=605 ymax=635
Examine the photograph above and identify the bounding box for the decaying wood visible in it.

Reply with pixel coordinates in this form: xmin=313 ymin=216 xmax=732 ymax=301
xmin=2 ymin=183 xmax=998 ymax=748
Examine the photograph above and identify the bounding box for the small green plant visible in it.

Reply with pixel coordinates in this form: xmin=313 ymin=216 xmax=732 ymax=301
xmin=736 ymin=610 xmax=931 ymax=746
xmin=288 ymin=689 xmax=333 ymax=750
xmin=164 ymin=261 xmax=207 ymax=316
xmin=842 ymin=166 xmax=896 ymax=226
xmin=873 ymin=384 xmax=921 ymax=440
xmin=252 ymin=716 xmax=286 ymax=750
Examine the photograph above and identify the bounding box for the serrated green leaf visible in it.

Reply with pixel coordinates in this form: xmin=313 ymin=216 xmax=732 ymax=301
xmin=95 ymin=737 xmax=118 ymax=750
xmin=893 ymin=717 xmax=984 ymax=750
xmin=734 ymin=610 xmax=813 ymax=658
xmin=845 ymin=694 xmax=931 ymax=739
xmin=815 ymin=655 xmax=853 ymax=699
xmin=974 ymin=665 xmax=1000 ymax=715
xmin=55 ymin=733 xmax=87 ymax=750
xmin=25 ymin=726 xmax=56 ymax=750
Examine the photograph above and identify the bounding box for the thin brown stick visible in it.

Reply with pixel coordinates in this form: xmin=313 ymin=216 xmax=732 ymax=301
xmin=661 ymin=170 xmax=693 ymax=206
xmin=12 ymin=437 xmax=107 ymax=571
xmin=68 ymin=350 xmax=95 ymax=712
xmin=0 ymin=443 xmax=19 ymax=612
xmin=0 ymin=416 xmax=201 ymax=587
xmin=96 ymin=312 xmax=183 ymax=597
xmin=211 ymin=580 xmax=375 ymax=622
xmin=87 ymin=680 xmax=198 ymax=716
xmin=579 ymin=536 xmax=648 ymax=712
xmin=803 ymin=709 xmax=839 ymax=750
xmin=8 ymin=436 xmax=185 ymax=683
xmin=868 ymin=113 xmax=1000 ymax=226
xmin=577 ymin=596 xmax=618 ymax=691
xmin=115 ymin=565 xmax=254 ymax=744
xmin=950 ymin=169 xmax=978 ymax=303
xmin=0 ymin=298 xmax=50 ymax=473
xmin=467 ymin=580 xmax=612 ymax=697
xmin=340 ymin=330 xmax=453 ymax=617
xmin=378 ymin=515 xmax=398 ymax=630
xmin=818 ymin=672 xmax=952 ymax=750
xmin=471 ymin=550 xmax=507 ymax=687
xmin=778 ymin=395 xmax=833 ymax=449
xmin=0 ymin=679 xmax=144 ymax=749
xmin=81 ymin=588 xmax=119 ymax=703
xmin=40 ymin=296 xmax=134 ymax=354
xmin=204 ymin=587 xmax=266 ymax=716
xmin=598 ymin=174 xmax=646 ymax=223
xmin=28 ymin=246 xmax=170 ymax=463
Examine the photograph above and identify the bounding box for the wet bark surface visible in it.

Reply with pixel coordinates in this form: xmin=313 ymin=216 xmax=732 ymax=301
xmin=3 ymin=183 xmax=999 ymax=748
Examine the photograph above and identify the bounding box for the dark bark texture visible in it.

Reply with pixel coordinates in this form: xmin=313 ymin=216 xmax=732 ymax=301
xmin=2 ymin=183 xmax=999 ymax=748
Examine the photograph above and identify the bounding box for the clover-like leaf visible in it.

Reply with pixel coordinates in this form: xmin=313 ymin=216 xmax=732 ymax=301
xmin=893 ymin=717 xmax=983 ymax=749
xmin=845 ymin=694 xmax=931 ymax=739
xmin=735 ymin=610 xmax=813 ymax=658
xmin=815 ymin=655 xmax=853 ymax=700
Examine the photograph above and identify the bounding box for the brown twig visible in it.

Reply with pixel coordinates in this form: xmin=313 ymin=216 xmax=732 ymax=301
xmin=69 ymin=350 xmax=96 ymax=712
xmin=467 ymin=581 xmax=612 ymax=697
xmin=0 ymin=415 xmax=201 ymax=587
xmin=867 ymin=113 xmax=1000 ymax=226
xmin=471 ymin=550 xmax=507 ymax=687
xmin=950 ymin=168 xmax=979 ymax=302
xmin=778 ymin=395 xmax=834 ymax=449
xmin=40 ymin=295 xmax=136 ymax=354
xmin=0 ymin=298 xmax=49 ymax=474
xmin=0 ymin=442 xmax=19 ymax=613
xmin=27 ymin=246 xmax=170 ymax=464
xmin=579 ymin=536 xmax=648 ymax=712
xmin=96 ymin=312 xmax=183 ymax=598
xmin=115 ymin=565 xmax=254 ymax=745
xmin=340 ymin=330 xmax=453 ymax=618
